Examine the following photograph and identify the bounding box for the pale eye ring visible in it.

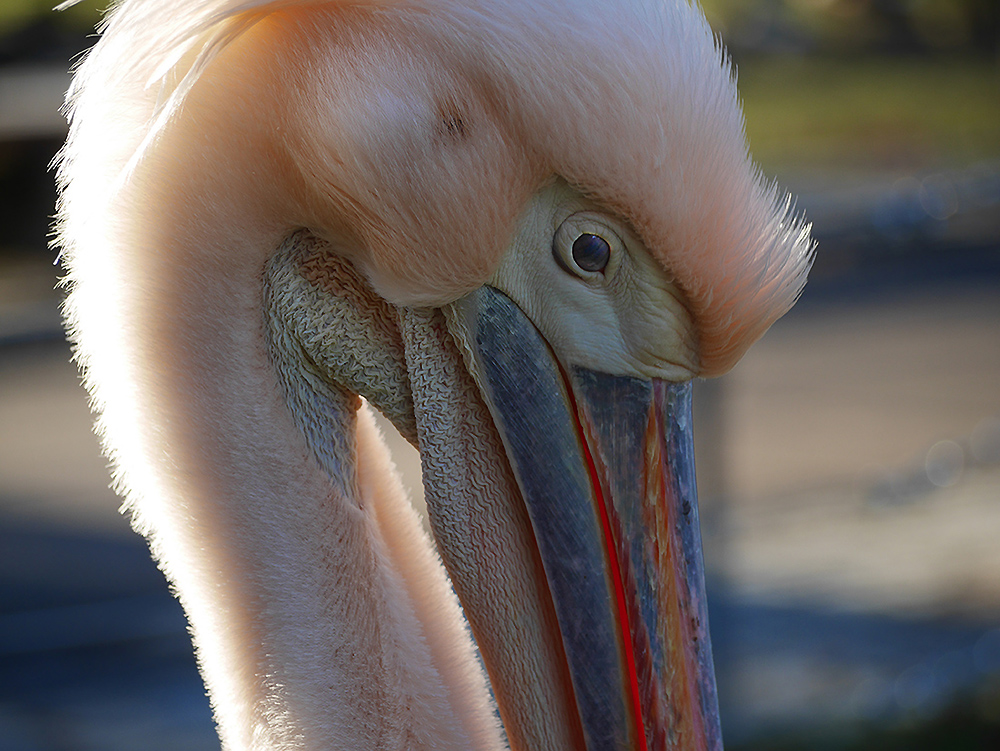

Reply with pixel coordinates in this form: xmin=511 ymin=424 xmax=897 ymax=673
xmin=571 ymin=233 xmax=611 ymax=273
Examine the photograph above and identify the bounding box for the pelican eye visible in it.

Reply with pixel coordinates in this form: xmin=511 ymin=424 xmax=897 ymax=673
xmin=553 ymin=213 xmax=623 ymax=282
xmin=571 ymin=233 xmax=611 ymax=273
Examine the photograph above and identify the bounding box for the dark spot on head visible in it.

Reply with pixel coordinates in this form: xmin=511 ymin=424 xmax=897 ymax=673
xmin=443 ymin=114 xmax=466 ymax=138
xmin=436 ymin=103 xmax=469 ymax=143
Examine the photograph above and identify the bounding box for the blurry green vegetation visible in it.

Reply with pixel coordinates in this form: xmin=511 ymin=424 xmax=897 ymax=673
xmin=702 ymin=0 xmax=998 ymax=54
xmin=738 ymin=56 xmax=1000 ymax=171
xmin=698 ymin=0 xmax=1000 ymax=172
xmin=0 ymin=0 xmax=102 ymax=65
xmin=0 ymin=0 xmax=101 ymax=37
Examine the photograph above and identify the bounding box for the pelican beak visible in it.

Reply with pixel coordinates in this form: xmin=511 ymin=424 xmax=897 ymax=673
xmin=452 ymin=286 xmax=723 ymax=751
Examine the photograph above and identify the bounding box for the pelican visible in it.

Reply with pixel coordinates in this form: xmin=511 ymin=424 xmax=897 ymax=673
xmin=55 ymin=0 xmax=812 ymax=748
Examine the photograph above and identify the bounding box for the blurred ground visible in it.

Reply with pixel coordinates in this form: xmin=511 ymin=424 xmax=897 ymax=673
xmin=725 ymin=288 xmax=1000 ymax=619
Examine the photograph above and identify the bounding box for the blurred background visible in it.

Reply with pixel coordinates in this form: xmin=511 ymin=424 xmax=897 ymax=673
xmin=0 ymin=0 xmax=998 ymax=749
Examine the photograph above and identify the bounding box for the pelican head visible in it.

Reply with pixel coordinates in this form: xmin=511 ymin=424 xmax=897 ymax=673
xmin=56 ymin=0 xmax=812 ymax=749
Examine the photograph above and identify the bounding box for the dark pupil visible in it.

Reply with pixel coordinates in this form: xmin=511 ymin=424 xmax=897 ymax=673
xmin=571 ymin=233 xmax=610 ymax=272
